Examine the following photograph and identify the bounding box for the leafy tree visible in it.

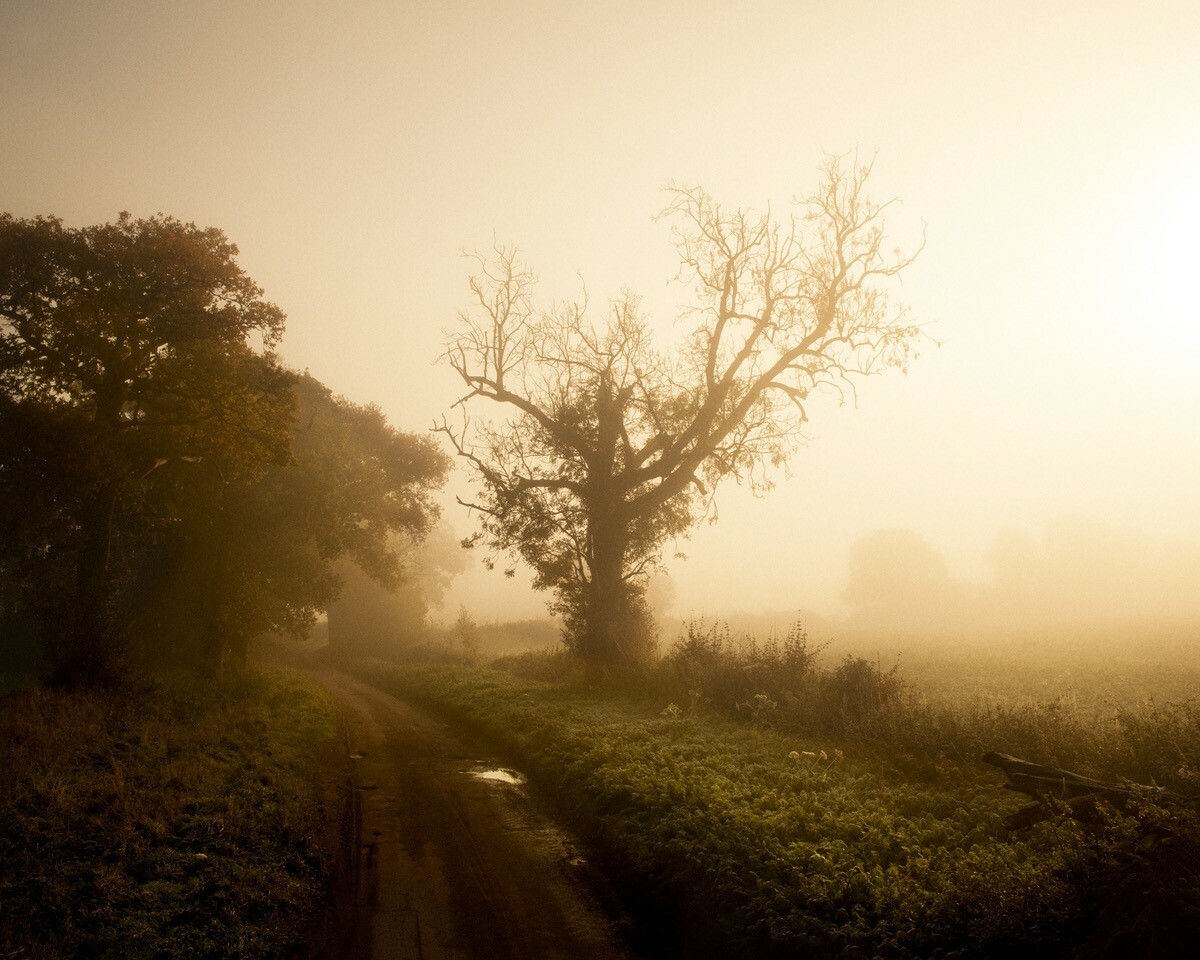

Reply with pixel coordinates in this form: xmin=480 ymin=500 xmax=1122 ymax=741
xmin=260 ymin=375 xmax=451 ymax=665
xmin=0 ymin=212 xmax=291 ymax=679
xmin=441 ymin=158 xmax=923 ymax=668
xmin=0 ymin=214 xmax=452 ymax=680
xmin=129 ymin=373 xmax=451 ymax=673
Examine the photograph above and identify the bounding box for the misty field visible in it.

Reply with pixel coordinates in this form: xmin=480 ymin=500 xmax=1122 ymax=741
xmin=0 ymin=671 xmax=342 ymax=959
xmin=352 ymin=628 xmax=1200 ymax=960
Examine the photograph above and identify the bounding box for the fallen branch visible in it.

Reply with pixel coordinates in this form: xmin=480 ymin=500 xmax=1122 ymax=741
xmin=981 ymin=751 xmax=1161 ymax=830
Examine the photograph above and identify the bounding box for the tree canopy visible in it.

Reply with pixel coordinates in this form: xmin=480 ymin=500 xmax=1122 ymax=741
xmin=128 ymin=373 xmax=451 ymax=672
xmin=441 ymin=157 xmax=923 ymax=667
xmin=0 ymin=213 xmax=449 ymax=680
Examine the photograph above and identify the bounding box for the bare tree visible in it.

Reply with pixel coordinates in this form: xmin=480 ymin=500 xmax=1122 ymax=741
xmin=439 ymin=156 xmax=923 ymax=668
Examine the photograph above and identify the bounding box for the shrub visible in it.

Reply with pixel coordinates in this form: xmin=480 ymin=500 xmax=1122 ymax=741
xmin=659 ymin=619 xmax=825 ymax=712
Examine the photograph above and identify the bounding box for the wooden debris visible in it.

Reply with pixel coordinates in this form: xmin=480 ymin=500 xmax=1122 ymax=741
xmin=981 ymin=751 xmax=1159 ymax=830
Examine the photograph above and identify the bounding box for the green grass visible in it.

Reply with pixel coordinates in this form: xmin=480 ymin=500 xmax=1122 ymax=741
xmin=0 ymin=669 xmax=342 ymax=960
xmin=352 ymin=661 xmax=1162 ymax=958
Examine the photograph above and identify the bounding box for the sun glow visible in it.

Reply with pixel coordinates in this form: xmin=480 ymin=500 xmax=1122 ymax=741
xmin=1134 ymin=170 xmax=1200 ymax=356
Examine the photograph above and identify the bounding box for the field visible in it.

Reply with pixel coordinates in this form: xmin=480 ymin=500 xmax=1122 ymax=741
xmin=353 ymin=624 xmax=1200 ymax=959
xmin=2 ymin=623 xmax=1195 ymax=959
xmin=0 ymin=670 xmax=344 ymax=960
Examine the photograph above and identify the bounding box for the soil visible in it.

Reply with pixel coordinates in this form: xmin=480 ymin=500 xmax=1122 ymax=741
xmin=310 ymin=665 xmax=641 ymax=960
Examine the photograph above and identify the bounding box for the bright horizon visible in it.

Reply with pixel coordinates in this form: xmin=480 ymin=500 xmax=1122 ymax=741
xmin=4 ymin=0 xmax=1198 ymax=628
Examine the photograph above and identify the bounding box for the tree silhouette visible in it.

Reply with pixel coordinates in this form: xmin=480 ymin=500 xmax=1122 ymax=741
xmin=441 ymin=157 xmax=923 ymax=667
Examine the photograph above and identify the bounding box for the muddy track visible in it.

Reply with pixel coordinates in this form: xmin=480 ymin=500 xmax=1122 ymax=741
xmin=311 ymin=666 xmax=640 ymax=960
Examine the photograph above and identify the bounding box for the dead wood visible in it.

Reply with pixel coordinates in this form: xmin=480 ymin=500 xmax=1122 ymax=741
xmin=981 ymin=751 xmax=1159 ymax=830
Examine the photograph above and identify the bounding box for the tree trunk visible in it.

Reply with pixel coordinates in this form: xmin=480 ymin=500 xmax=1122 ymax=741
xmin=579 ymin=509 xmax=652 ymax=669
xmin=69 ymin=480 xmax=120 ymax=682
xmin=586 ymin=514 xmax=626 ymax=664
xmin=575 ymin=379 xmax=653 ymax=669
xmin=981 ymin=751 xmax=1161 ymax=830
xmin=64 ymin=375 xmax=127 ymax=683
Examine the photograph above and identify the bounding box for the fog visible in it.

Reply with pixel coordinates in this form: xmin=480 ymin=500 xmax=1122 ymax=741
xmin=842 ymin=519 xmax=1200 ymax=636
xmin=4 ymin=0 xmax=1198 ymax=647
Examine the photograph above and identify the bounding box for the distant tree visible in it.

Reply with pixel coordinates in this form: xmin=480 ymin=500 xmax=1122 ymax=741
xmin=452 ymin=606 xmax=480 ymax=664
xmin=843 ymin=528 xmax=968 ymax=630
xmin=441 ymin=157 xmax=922 ymax=668
xmin=325 ymin=523 xmax=469 ymax=659
xmin=0 ymin=212 xmax=291 ymax=680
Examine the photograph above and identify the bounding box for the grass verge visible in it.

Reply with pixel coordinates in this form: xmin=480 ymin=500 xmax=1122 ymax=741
xmin=353 ymin=659 xmax=1199 ymax=960
xmin=0 ymin=669 xmax=343 ymax=960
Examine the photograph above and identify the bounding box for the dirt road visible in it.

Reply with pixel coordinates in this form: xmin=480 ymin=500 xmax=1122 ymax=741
xmin=312 ymin=666 xmax=639 ymax=960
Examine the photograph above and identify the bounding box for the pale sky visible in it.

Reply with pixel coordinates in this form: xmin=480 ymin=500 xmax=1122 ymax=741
xmin=4 ymin=0 xmax=1198 ymax=624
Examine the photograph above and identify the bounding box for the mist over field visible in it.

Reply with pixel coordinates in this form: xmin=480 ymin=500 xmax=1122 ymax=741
xmin=6 ymin=0 xmax=1200 ymax=650
xmin=4 ymin=2 xmax=1200 ymax=958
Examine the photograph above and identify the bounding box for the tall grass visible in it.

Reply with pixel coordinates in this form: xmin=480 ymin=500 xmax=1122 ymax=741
xmin=0 ymin=670 xmax=341 ymax=959
xmin=640 ymin=619 xmax=1200 ymax=794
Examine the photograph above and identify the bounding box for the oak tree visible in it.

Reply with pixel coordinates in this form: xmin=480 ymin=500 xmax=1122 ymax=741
xmin=440 ymin=158 xmax=923 ymax=667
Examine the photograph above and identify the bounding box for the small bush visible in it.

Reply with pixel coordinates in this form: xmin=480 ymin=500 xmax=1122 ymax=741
xmin=660 ymin=618 xmax=825 ymax=710
xmin=655 ymin=619 xmax=914 ymax=740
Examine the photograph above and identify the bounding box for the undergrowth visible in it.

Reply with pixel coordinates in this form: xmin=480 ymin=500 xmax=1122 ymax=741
xmin=636 ymin=620 xmax=1200 ymax=794
xmin=354 ymin=621 xmax=1200 ymax=959
xmin=0 ymin=670 xmax=341 ymax=960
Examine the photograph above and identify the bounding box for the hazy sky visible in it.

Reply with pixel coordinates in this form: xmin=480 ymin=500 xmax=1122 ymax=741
xmin=3 ymin=0 xmax=1198 ymax=623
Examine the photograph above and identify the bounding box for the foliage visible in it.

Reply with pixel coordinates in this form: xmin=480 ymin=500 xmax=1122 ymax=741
xmin=356 ymin=660 xmax=1200 ymax=959
xmin=440 ymin=157 xmax=922 ymax=667
xmin=0 ymin=207 xmax=451 ymax=679
xmin=0 ymin=670 xmax=341 ymax=958
xmin=661 ymin=619 xmax=825 ymax=713
xmin=0 ymin=211 xmax=292 ymax=680
xmin=130 ymin=372 xmax=451 ymax=671
xmin=324 ymin=523 xmax=467 ymax=659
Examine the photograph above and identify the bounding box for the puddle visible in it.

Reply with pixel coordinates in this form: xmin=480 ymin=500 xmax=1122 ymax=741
xmin=465 ymin=766 xmax=525 ymax=785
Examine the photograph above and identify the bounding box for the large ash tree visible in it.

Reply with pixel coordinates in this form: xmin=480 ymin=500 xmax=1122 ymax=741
xmin=441 ymin=158 xmax=923 ymax=667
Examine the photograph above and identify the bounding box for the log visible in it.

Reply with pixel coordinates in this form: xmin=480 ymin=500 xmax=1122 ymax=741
xmin=981 ymin=751 xmax=1155 ymax=830
xmin=982 ymin=751 xmax=1131 ymax=796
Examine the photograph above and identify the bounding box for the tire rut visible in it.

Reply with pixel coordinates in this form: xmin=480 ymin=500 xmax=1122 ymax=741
xmin=310 ymin=665 xmax=640 ymax=960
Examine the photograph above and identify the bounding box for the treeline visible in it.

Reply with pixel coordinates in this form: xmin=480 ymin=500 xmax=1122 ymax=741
xmin=0 ymin=212 xmax=449 ymax=683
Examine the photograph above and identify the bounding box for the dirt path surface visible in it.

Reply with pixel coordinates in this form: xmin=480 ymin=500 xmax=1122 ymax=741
xmin=312 ymin=666 xmax=639 ymax=960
